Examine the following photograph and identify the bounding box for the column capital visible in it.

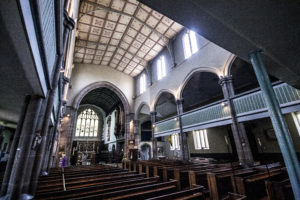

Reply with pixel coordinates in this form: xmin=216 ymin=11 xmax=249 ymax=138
xmin=176 ymin=98 xmax=184 ymax=105
xmin=63 ymin=11 xmax=75 ymax=31
xmin=133 ymin=120 xmax=140 ymax=125
xmin=150 ymin=111 xmax=157 ymax=116
xmin=218 ymin=75 xmax=233 ymax=86
xmin=62 ymin=76 xmax=70 ymax=83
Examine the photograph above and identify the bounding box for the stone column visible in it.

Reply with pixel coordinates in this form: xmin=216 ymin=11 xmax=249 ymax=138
xmin=219 ymin=76 xmax=254 ymax=166
xmin=125 ymin=113 xmax=134 ymax=158
xmin=176 ymin=99 xmax=189 ymax=161
xmin=28 ymin=10 xmax=75 ymax=196
xmin=4 ymin=95 xmax=43 ymax=199
xmin=0 ymin=96 xmax=30 ymax=196
xmin=133 ymin=120 xmax=140 ymax=148
xmin=150 ymin=112 xmax=157 ymax=159
xmin=64 ymin=106 xmax=76 ymax=165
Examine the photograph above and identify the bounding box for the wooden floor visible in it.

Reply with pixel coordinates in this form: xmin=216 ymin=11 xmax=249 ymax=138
xmin=35 ymin=160 xmax=294 ymax=200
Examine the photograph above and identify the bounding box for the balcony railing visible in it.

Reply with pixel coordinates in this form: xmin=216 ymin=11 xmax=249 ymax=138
xmin=154 ymin=83 xmax=300 ymax=136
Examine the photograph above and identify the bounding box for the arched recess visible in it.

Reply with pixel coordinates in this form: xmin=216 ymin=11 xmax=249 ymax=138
xmin=229 ymin=57 xmax=279 ymax=95
xmin=68 ymin=81 xmax=131 ymax=162
xmin=72 ymin=81 xmax=130 ymax=114
xmin=180 ymin=71 xmax=224 ymax=112
xmin=135 ymin=102 xmax=151 ymax=120
xmin=177 ymin=67 xmax=221 ymax=99
xmin=154 ymin=91 xmax=177 ymax=122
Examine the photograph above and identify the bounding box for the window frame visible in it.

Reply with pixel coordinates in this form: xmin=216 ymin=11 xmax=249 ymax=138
xmin=139 ymin=73 xmax=146 ymax=94
xmin=75 ymin=108 xmax=99 ymax=137
xmin=193 ymin=129 xmax=209 ymax=150
xmin=157 ymin=55 xmax=166 ymax=80
xmin=183 ymin=30 xmax=198 ymax=59
xmin=170 ymin=133 xmax=180 ymax=150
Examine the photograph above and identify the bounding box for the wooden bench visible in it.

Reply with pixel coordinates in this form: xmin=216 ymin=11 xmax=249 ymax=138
xmin=146 ymin=185 xmax=205 ymax=200
xmin=207 ymin=168 xmax=256 ymax=200
xmin=71 ymin=180 xmax=179 ymax=200
xmin=235 ymin=168 xmax=285 ymax=199
xmin=265 ymin=177 xmax=293 ymax=200
xmin=36 ymin=176 xmax=160 ymax=200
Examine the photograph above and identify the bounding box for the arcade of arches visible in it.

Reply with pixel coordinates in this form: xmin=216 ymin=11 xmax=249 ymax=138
xmin=0 ymin=0 xmax=300 ymax=199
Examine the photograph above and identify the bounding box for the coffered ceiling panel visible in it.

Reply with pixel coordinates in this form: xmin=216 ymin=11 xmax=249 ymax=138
xmin=74 ymin=0 xmax=183 ymax=77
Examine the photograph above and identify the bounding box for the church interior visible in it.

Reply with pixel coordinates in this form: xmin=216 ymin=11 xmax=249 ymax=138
xmin=0 ymin=0 xmax=300 ymax=199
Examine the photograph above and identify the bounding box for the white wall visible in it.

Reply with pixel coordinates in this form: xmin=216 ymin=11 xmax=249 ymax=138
xmin=134 ymin=38 xmax=233 ymax=114
xmin=67 ymin=64 xmax=135 ymax=111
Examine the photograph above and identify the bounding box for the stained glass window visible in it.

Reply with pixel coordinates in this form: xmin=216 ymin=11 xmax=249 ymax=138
xmin=75 ymin=109 xmax=99 ymax=137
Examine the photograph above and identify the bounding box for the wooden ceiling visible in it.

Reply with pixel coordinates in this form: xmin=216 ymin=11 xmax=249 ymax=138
xmin=74 ymin=0 xmax=183 ymax=77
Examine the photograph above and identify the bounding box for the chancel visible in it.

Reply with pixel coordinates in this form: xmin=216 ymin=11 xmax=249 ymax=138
xmin=0 ymin=0 xmax=300 ymax=199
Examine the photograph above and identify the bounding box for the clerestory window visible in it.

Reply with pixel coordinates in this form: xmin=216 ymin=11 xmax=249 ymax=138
xmin=140 ymin=73 xmax=146 ymax=94
xmin=157 ymin=56 xmax=166 ymax=80
xmin=183 ymin=30 xmax=198 ymax=59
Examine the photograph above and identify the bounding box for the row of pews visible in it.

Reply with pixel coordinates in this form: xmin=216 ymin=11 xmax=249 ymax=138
xmin=35 ymin=164 xmax=205 ymax=200
xmin=123 ymin=159 xmax=294 ymax=200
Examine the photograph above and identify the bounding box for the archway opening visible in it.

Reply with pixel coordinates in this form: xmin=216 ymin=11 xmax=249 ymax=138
xmin=182 ymin=72 xmax=223 ymax=112
xmin=230 ymin=57 xmax=279 ymax=95
xmin=154 ymin=92 xmax=177 ymax=122
xmin=71 ymin=87 xmax=126 ymax=165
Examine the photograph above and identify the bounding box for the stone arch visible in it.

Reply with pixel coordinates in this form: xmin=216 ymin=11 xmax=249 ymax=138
xmin=152 ymin=90 xmax=177 ymax=122
xmin=135 ymin=102 xmax=151 ymax=120
xmin=68 ymin=81 xmax=131 ymax=160
xmin=72 ymin=81 xmax=130 ymax=114
xmin=222 ymin=54 xmax=237 ymax=77
xmin=178 ymin=67 xmax=221 ymax=99
xmin=151 ymin=89 xmax=176 ymax=112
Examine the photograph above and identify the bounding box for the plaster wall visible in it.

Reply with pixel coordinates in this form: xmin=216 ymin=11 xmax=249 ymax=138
xmin=250 ymin=114 xmax=300 ymax=153
xmin=67 ymin=64 xmax=135 ymax=112
xmin=187 ymin=126 xmax=232 ymax=154
xmin=134 ymin=30 xmax=233 ymax=114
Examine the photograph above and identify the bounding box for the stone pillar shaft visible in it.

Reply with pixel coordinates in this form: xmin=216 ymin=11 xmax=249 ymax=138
xmin=5 ymin=95 xmax=43 ymax=199
xmin=176 ymin=99 xmax=189 ymax=161
xmin=150 ymin=112 xmax=157 ymax=159
xmin=0 ymin=96 xmax=30 ymax=196
xmin=219 ymin=76 xmax=254 ymax=166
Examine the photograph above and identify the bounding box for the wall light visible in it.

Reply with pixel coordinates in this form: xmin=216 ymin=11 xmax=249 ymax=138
xmin=221 ymin=102 xmax=228 ymax=107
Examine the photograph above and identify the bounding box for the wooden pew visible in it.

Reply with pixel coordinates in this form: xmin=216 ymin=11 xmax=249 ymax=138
xmin=265 ymin=177 xmax=293 ymax=200
xmin=146 ymin=185 xmax=205 ymax=200
xmin=37 ymin=172 xmax=144 ymax=193
xmin=36 ymin=176 xmax=160 ymax=200
xmin=207 ymin=168 xmax=256 ymax=200
xmin=235 ymin=168 xmax=285 ymax=199
xmin=71 ymin=180 xmax=179 ymax=200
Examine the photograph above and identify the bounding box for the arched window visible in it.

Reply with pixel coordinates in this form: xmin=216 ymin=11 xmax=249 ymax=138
xmin=157 ymin=56 xmax=166 ymax=80
xmin=75 ymin=108 xmax=99 ymax=137
xmin=183 ymin=30 xmax=198 ymax=59
xmin=139 ymin=73 xmax=146 ymax=94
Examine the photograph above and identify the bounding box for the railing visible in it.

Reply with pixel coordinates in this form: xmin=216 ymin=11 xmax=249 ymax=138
xmin=181 ymin=102 xmax=231 ymax=128
xmin=154 ymin=117 xmax=179 ymax=136
xmin=233 ymin=83 xmax=300 ymax=115
xmin=154 ymin=83 xmax=300 ymax=136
